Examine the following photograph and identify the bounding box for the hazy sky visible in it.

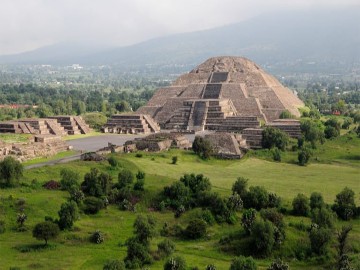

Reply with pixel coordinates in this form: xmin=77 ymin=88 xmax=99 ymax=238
xmin=0 ymin=0 xmax=358 ymax=55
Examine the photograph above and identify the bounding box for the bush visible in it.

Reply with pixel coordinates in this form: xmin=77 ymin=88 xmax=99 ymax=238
xmin=192 ymin=136 xmax=213 ymax=159
xmin=118 ymin=169 xmax=134 ymax=189
xmin=232 ymin=177 xmax=248 ymax=198
xmin=324 ymin=125 xmax=340 ymax=139
xmin=267 ymin=259 xmax=289 ymax=270
xmin=0 ymin=220 xmax=5 ymax=234
xmin=309 ymin=224 xmax=332 ymax=255
xmin=0 ymin=156 xmax=23 ymax=188
xmin=90 ymin=230 xmax=104 ymax=244
xmin=58 ymin=201 xmax=79 ymax=230
xmin=310 ymin=192 xmax=324 ymax=210
xmin=69 ymin=188 xmax=85 ymax=205
xmin=251 ymin=220 xmax=275 ymax=256
xmin=163 ymin=181 xmax=191 ymax=209
xmin=200 ymin=209 xmax=216 ymax=225
xmin=243 ymin=186 xmax=269 ymax=210
xmin=157 ymin=239 xmax=175 ymax=257
xmin=184 ymin=218 xmax=207 ymax=239
xmin=279 ymin=110 xmax=294 ymax=119
xmin=241 ymin=208 xmax=256 ymax=235
xmin=227 ymin=193 xmax=243 ymax=212
xmin=103 ymin=260 xmax=125 ymax=270
xmin=124 ymin=237 xmax=153 ymax=268
xmin=206 ymin=265 xmax=217 ymax=270
xmin=60 ymin=168 xmax=80 ymax=191
xmin=82 ymin=168 xmax=113 ymax=197
xmin=292 ymin=194 xmax=310 ymax=216
xmin=172 ymin=156 xmax=178 ymax=164
xmin=134 ymin=171 xmax=145 ymax=191
xmin=229 ymin=256 xmax=257 ymax=270
xmin=83 ymin=197 xmax=104 ymax=214
xmin=298 ymin=147 xmax=312 ymax=166
xmin=108 ymin=156 xmax=118 ymax=168
xmin=262 ymin=127 xmax=289 ymax=151
xmin=311 ymin=207 xmax=336 ymax=228
xmin=32 ymin=221 xmax=59 ymax=245
xmin=164 ymin=256 xmax=186 ymax=270
xmin=272 ymin=147 xmax=281 ymax=162
xmin=332 ymin=187 xmax=357 ymax=220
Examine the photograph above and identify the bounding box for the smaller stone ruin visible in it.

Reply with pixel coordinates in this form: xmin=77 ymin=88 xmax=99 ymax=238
xmin=102 ymin=114 xmax=160 ymax=134
xmin=124 ymin=132 xmax=191 ymax=152
xmin=204 ymin=132 xmax=248 ymax=159
xmin=266 ymin=119 xmax=302 ymax=138
xmin=0 ymin=135 xmax=70 ymax=162
xmin=0 ymin=116 xmax=91 ymax=136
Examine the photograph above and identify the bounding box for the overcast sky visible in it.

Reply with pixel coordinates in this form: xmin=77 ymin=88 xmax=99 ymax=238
xmin=0 ymin=0 xmax=358 ymax=55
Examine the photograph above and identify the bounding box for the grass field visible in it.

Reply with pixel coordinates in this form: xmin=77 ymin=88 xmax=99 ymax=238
xmin=0 ymin=135 xmax=359 ymax=269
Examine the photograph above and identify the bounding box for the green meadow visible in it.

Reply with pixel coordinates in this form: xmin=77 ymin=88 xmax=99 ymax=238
xmin=0 ymin=133 xmax=359 ymax=270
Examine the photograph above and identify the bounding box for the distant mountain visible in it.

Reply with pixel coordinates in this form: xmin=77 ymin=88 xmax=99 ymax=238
xmin=1 ymin=7 xmax=359 ymax=74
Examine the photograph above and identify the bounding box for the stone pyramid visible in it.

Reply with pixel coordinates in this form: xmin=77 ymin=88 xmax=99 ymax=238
xmin=137 ymin=56 xmax=304 ymax=131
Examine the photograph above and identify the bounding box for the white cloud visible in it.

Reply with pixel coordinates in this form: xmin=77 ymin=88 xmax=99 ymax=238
xmin=0 ymin=0 xmax=358 ymax=54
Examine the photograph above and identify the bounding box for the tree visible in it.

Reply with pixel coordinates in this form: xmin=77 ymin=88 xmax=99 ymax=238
xmin=332 ymin=187 xmax=357 ymax=220
xmin=300 ymin=119 xmax=325 ymax=147
xmin=118 ymin=169 xmax=134 ymax=189
xmin=292 ymin=194 xmax=310 ymax=216
xmin=17 ymin=213 xmax=27 ymax=228
xmin=163 ymin=181 xmax=191 ymax=209
xmin=125 ymin=237 xmax=153 ymax=268
xmin=324 ymin=125 xmax=340 ymax=139
xmin=133 ymin=215 xmax=156 ymax=245
xmin=69 ymin=187 xmax=85 ymax=205
xmin=262 ymin=127 xmax=289 ymax=151
xmin=164 ymin=256 xmax=186 ymax=270
xmin=90 ymin=230 xmax=104 ymax=244
xmin=180 ymin=173 xmax=211 ymax=195
xmin=60 ymin=168 xmax=80 ymax=191
xmin=32 ymin=221 xmax=59 ymax=245
xmin=0 ymin=156 xmax=23 ymax=188
xmin=229 ymin=256 xmax=257 ymax=270
xmin=58 ymin=201 xmax=78 ymax=230
xmin=134 ymin=171 xmax=145 ymax=191
xmin=227 ymin=193 xmax=243 ymax=212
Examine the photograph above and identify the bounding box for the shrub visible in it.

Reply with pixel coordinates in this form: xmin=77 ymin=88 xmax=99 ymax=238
xmin=200 ymin=209 xmax=216 ymax=225
xmin=69 ymin=188 xmax=85 ymax=205
xmin=311 ymin=207 xmax=336 ymax=228
xmin=90 ymin=230 xmax=104 ymax=244
xmin=227 ymin=193 xmax=243 ymax=211
xmin=180 ymin=173 xmax=211 ymax=195
xmin=251 ymin=220 xmax=275 ymax=256
xmin=134 ymin=171 xmax=145 ymax=191
xmin=133 ymin=215 xmax=156 ymax=245
xmin=279 ymin=110 xmax=294 ymax=119
xmin=157 ymin=239 xmax=175 ymax=257
xmin=192 ymin=136 xmax=213 ymax=159
xmin=310 ymin=192 xmax=324 ymax=210
xmin=241 ymin=208 xmax=257 ymax=235
xmin=17 ymin=213 xmax=27 ymax=228
xmin=103 ymin=260 xmax=126 ymax=270
xmin=243 ymin=186 xmax=269 ymax=210
xmin=298 ymin=147 xmax=312 ymax=166
xmin=324 ymin=125 xmax=340 ymax=139
xmin=135 ymin=153 xmax=143 ymax=158
xmin=0 ymin=156 xmax=23 ymax=188
xmin=60 ymin=168 xmax=80 ymax=191
xmin=107 ymin=156 xmax=118 ymax=168
xmin=118 ymin=169 xmax=134 ymax=189
xmin=267 ymin=259 xmax=289 ymax=270
xmin=184 ymin=218 xmax=207 ymax=239
xmin=163 ymin=181 xmax=191 ymax=209
xmin=32 ymin=221 xmax=59 ymax=245
xmin=58 ymin=201 xmax=79 ymax=230
xmin=309 ymin=224 xmax=332 ymax=255
xmin=232 ymin=177 xmax=248 ymax=198
xmin=164 ymin=256 xmax=186 ymax=270
xmin=0 ymin=220 xmax=5 ymax=234
xmin=82 ymin=168 xmax=113 ymax=197
xmin=292 ymin=194 xmax=310 ymax=216
xmin=332 ymin=187 xmax=357 ymax=220
xmin=262 ymin=127 xmax=289 ymax=151
xmin=229 ymin=256 xmax=257 ymax=270
xmin=42 ymin=180 xmax=61 ymax=190
xmin=206 ymin=265 xmax=217 ymax=270
xmin=272 ymin=147 xmax=281 ymax=162
xmin=83 ymin=197 xmax=104 ymax=214
xmin=172 ymin=156 xmax=178 ymax=164
xmin=125 ymin=237 xmax=153 ymax=268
